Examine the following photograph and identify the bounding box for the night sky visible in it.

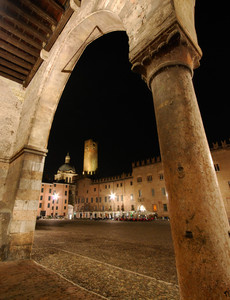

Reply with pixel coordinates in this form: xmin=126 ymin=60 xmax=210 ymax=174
xmin=43 ymin=2 xmax=229 ymax=181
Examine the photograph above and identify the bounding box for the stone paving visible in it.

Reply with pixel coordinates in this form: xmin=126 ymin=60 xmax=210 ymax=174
xmin=0 ymin=220 xmax=180 ymax=299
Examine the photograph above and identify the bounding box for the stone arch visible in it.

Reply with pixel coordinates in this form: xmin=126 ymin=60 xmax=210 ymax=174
xmin=14 ymin=10 xmax=126 ymax=154
xmin=1 ymin=2 xmax=230 ymax=298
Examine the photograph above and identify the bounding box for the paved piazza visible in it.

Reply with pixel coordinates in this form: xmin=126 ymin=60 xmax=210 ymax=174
xmin=32 ymin=219 xmax=179 ymax=299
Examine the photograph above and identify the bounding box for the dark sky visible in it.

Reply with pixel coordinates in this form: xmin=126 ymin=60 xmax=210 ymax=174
xmin=43 ymin=2 xmax=229 ymax=180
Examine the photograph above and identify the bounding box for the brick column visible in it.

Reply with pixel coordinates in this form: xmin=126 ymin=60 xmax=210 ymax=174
xmin=2 ymin=146 xmax=47 ymax=260
xmin=132 ymin=32 xmax=230 ymax=298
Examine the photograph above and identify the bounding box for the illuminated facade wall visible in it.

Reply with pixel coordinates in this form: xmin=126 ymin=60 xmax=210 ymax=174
xmin=75 ymin=144 xmax=230 ymax=219
xmin=75 ymin=157 xmax=170 ymax=218
xmin=83 ymin=139 xmax=98 ymax=174
xmin=37 ymin=183 xmax=69 ymax=217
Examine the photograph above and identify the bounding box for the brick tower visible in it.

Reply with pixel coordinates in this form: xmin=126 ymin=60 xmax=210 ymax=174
xmin=83 ymin=139 xmax=98 ymax=174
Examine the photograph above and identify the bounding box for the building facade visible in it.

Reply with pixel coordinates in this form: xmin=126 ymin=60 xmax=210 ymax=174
xmin=74 ymin=141 xmax=230 ymax=220
xmin=38 ymin=182 xmax=69 ymax=218
xmin=38 ymin=141 xmax=230 ymax=220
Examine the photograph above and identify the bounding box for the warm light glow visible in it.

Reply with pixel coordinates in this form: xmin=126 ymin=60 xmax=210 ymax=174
xmin=139 ymin=205 xmax=145 ymax=212
xmin=53 ymin=193 xmax=59 ymax=201
xmin=110 ymin=192 xmax=116 ymax=200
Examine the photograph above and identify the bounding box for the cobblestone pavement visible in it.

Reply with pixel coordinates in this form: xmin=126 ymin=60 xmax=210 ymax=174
xmin=31 ymin=219 xmax=179 ymax=299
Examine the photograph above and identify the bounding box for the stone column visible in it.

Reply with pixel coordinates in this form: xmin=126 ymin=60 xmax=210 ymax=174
xmin=1 ymin=145 xmax=47 ymax=260
xmin=132 ymin=33 xmax=230 ymax=298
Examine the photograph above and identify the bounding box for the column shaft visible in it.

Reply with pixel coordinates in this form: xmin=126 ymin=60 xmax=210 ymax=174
xmin=150 ymin=65 xmax=230 ymax=299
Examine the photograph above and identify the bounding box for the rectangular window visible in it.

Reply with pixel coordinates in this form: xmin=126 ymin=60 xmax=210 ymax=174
xmin=47 ymin=203 xmax=50 ymax=208
xmin=96 ymin=197 xmax=98 ymax=202
xmin=39 ymin=203 xmax=42 ymax=208
xmin=40 ymin=196 xmax=43 ymax=200
xmin=130 ymin=194 xmax=134 ymax=201
xmin=48 ymin=196 xmax=51 ymax=201
xmin=137 ymin=177 xmax=142 ymax=182
xmin=65 ymin=199 xmax=67 ymax=203
xmin=105 ymin=185 xmax=107 ymax=189
xmin=52 ymin=206 xmax=54 ymax=210
xmin=54 ymin=184 xmax=56 ymax=187
xmin=151 ymin=189 xmax=155 ymax=196
xmin=41 ymin=188 xmax=44 ymax=193
xmin=99 ymin=197 xmax=101 ymax=203
xmin=228 ymin=181 xmax=230 ymax=187
xmin=65 ymin=191 xmax=67 ymax=196
xmin=161 ymin=187 xmax=166 ymax=196
xmin=64 ymin=206 xmax=66 ymax=210
xmin=105 ymin=196 xmax=107 ymax=202
xmin=121 ymin=195 xmax=123 ymax=201
xmin=163 ymin=204 xmax=168 ymax=212
xmin=153 ymin=204 xmax=157 ymax=212
xmin=130 ymin=181 xmax=133 ymax=186
xmin=91 ymin=197 xmax=93 ymax=203
xmin=138 ymin=190 xmax=142 ymax=197
xmin=147 ymin=175 xmax=152 ymax=182
xmin=94 ymin=188 xmax=96 ymax=191
xmin=214 ymin=164 xmax=220 ymax=172
xmin=56 ymin=206 xmax=58 ymax=210
xmin=120 ymin=183 xmax=122 ymax=187
xmin=117 ymin=195 xmax=119 ymax=201
xmin=131 ymin=205 xmax=135 ymax=211
xmin=49 ymin=189 xmax=51 ymax=193
xmin=86 ymin=198 xmax=88 ymax=203
xmin=159 ymin=173 xmax=164 ymax=180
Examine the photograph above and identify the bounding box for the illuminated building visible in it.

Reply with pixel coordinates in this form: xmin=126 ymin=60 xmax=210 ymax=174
xmin=74 ymin=140 xmax=230 ymax=219
xmin=38 ymin=182 xmax=69 ymax=218
xmin=38 ymin=140 xmax=230 ymax=220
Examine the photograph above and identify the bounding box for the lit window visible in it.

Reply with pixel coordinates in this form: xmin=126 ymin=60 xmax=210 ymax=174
xmin=130 ymin=194 xmax=134 ymax=201
xmin=153 ymin=204 xmax=157 ymax=212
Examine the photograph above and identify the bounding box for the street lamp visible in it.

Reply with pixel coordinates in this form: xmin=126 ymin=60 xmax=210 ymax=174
xmin=110 ymin=192 xmax=116 ymax=218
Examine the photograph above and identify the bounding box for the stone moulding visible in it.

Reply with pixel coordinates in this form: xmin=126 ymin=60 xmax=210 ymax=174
xmin=9 ymin=145 xmax=48 ymax=164
xmin=130 ymin=22 xmax=202 ymax=83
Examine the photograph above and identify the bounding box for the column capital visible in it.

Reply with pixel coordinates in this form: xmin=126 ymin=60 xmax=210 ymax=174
xmin=130 ymin=24 xmax=202 ymax=88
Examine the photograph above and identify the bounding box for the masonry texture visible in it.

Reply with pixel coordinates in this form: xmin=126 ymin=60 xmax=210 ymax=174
xmin=0 ymin=1 xmax=230 ymax=299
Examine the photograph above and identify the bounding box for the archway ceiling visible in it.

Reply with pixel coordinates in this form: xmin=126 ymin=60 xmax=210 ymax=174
xmin=0 ymin=0 xmax=75 ymax=87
